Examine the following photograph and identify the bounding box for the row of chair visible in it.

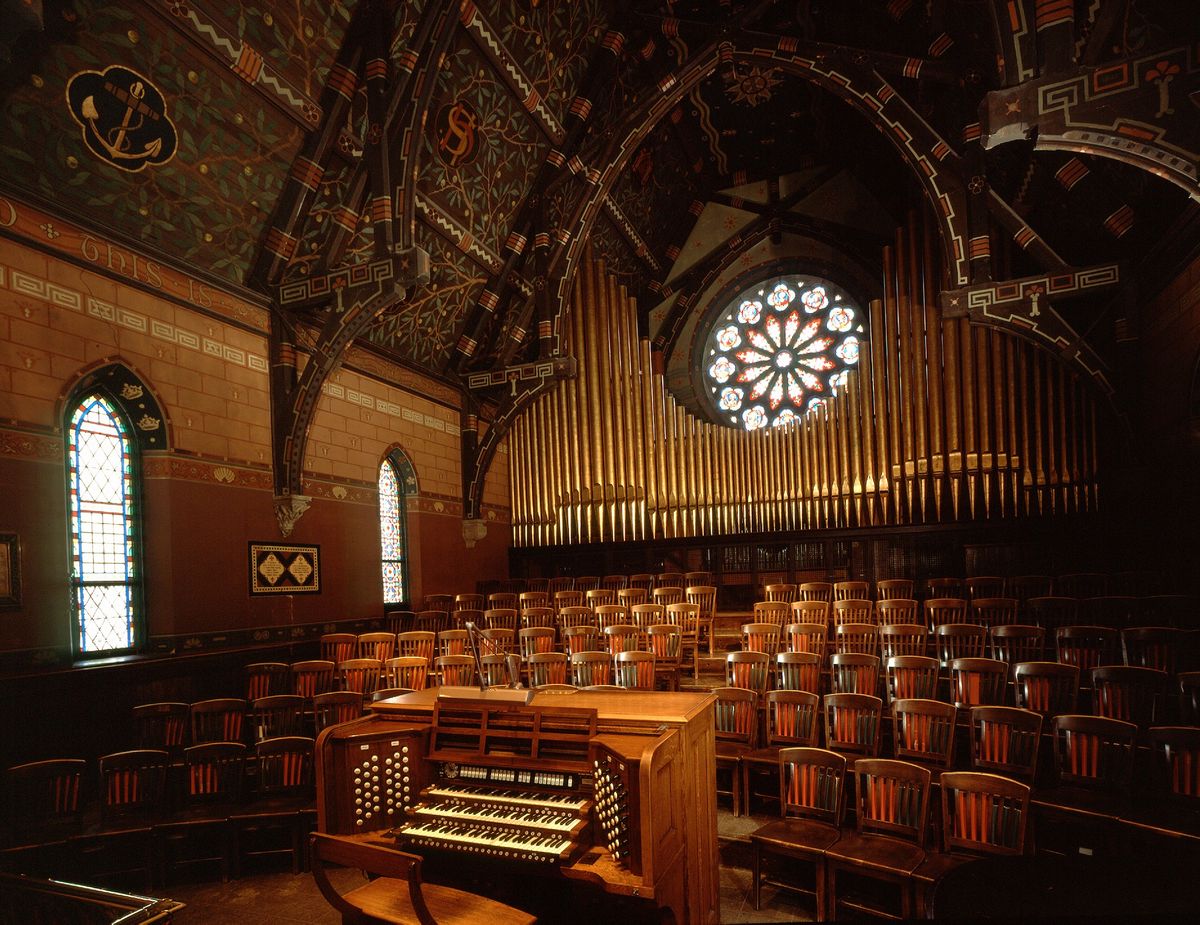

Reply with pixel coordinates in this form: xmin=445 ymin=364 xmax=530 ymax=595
xmin=1 ymin=735 xmax=318 ymax=890
xmin=720 ymin=648 xmax=1198 ymax=731
xmin=441 ymin=571 xmax=718 ymax=603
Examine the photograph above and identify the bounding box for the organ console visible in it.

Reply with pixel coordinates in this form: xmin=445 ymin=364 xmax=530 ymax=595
xmin=315 ymin=687 xmax=718 ymax=923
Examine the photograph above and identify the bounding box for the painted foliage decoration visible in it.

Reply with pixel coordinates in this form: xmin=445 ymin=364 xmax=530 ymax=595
xmin=703 ymin=274 xmax=865 ymax=430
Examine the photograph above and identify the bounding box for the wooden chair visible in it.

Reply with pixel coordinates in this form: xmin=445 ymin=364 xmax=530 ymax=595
xmin=749 ymin=747 xmax=846 ymax=916
xmin=799 ymin=581 xmax=833 ymax=603
xmin=834 ymin=580 xmax=870 ymax=601
xmin=880 ymin=623 xmax=928 ymax=660
xmin=557 ymin=605 xmax=595 ymax=634
xmin=396 ymin=631 xmax=436 ymax=663
xmin=892 ymin=698 xmax=957 ymax=771
xmin=966 ymin=576 xmax=1007 ymax=600
xmin=714 ymin=686 xmax=759 ymax=816
xmin=646 ymin=623 xmax=683 ymax=691
xmin=824 ymin=758 xmax=931 ymax=920
xmin=154 ymin=742 xmax=246 ymax=884
xmin=454 ymin=593 xmax=484 ymax=611
xmin=554 ymin=590 xmax=585 ymax=613
xmin=834 ymin=622 xmax=878 ymax=656
xmin=518 ymin=627 xmax=556 ymax=663
xmin=574 ymin=576 xmax=601 ymax=592
xmin=784 ymin=620 xmax=827 ymax=656
xmin=673 ymin=600 xmax=702 ymax=677
xmin=484 ymin=608 xmax=519 ymax=633
xmin=526 ymin=652 xmax=569 ymax=688
xmin=1050 ymin=714 xmax=1137 ymax=798
xmin=562 ymin=624 xmax=600 ymax=656
xmin=765 ymin=582 xmax=798 ymax=603
xmin=1091 ymin=665 xmax=1166 ymax=729
xmin=480 ymin=654 xmax=510 ymax=687
xmin=437 ymin=629 xmax=468 ymax=657
xmin=312 ymin=691 xmax=363 ymax=732
xmin=291 ymin=661 xmax=336 ymax=702
xmin=877 ymin=578 xmax=915 ymax=601
xmin=1147 ymin=726 xmax=1200 ymax=803
xmin=337 ymin=660 xmax=384 ymax=701
xmin=356 ymin=632 xmax=396 ymax=662
xmin=414 ymin=609 xmax=450 ymax=634
xmin=925 ymin=598 xmax=969 ymax=633
xmin=686 ymin=585 xmax=718 ymax=659
xmin=244 ymin=662 xmax=291 ymax=701
xmin=652 ymin=586 xmax=684 ymax=607
xmin=833 ymin=598 xmax=874 ymax=626
xmin=968 ymin=706 xmax=1042 ymax=782
xmin=546 ymin=577 xmax=574 ymax=595
xmin=831 ymin=653 xmax=880 ymax=696
xmin=133 ymin=701 xmax=189 ymax=757
xmin=309 ymin=832 xmax=536 ymax=925
xmin=1025 ymin=595 xmax=1079 ymax=632
xmin=629 ymin=602 xmax=665 ymax=630
xmin=726 ymin=650 xmax=771 ymax=697
xmin=614 ymin=651 xmax=656 ymax=690
xmin=585 ymin=588 xmax=616 ymax=609
xmin=990 ymin=624 xmax=1045 ymax=664
xmin=487 ymin=592 xmax=519 ymax=611
xmin=249 ymin=695 xmax=306 ymax=743
xmin=1080 ymin=595 xmax=1140 ymax=628
xmin=655 ymin=572 xmax=685 ymax=589
xmin=435 ymin=654 xmax=476 ymax=687
xmin=912 ymin=771 xmax=1032 ymax=917
xmin=628 ymin=573 xmax=655 ymax=594
xmin=518 ymin=590 xmax=550 ymax=609
xmin=190 ymin=698 xmax=246 ymax=745
xmin=1180 ymin=671 xmax=1200 ymax=725
xmin=480 ymin=628 xmax=515 ymax=655
xmin=684 ymin=570 xmax=714 ymax=587
xmin=384 ymin=611 xmax=416 ymax=635
xmin=949 ymin=658 xmax=1008 ymax=709
xmin=876 ymin=598 xmax=920 ymax=627
xmin=742 ymin=621 xmax=782 ymax=656
xmin=741 ymin=693 xmax=824 ymax=814
xmin=603 ymin=623 xmax=642 ymax=656
xmin=753 ymin=600 xmax=792 ymax=628
xmin=519 ymin=607 xmax=557 ymax=632
xmin=824 ymin=693 xmax=883 ymax=758
xmin=1013 ymin=660 xmax=1080 ymax=717
xmin=934 ymin=623 xmax=988 ymax=666
xmin=1056 ymin=625 xmax=1119 ymax=672
xmin=1122 ymin=626 xmax=1181 ymax=675
xmin=775 ymin=651 xmax=822 ymax=694
xmin=4 ymin=758 xmax=86 ymax=847
xmin=319 ymin=633 xmax=356 ymax=666
xmin=594 ymin=604 xmax=630 ymax=632
xmin=229 ymin=736 xmax=315 ymax=877
xmin=885 ymin=655 xmax=940 ymax=704
xmin=422 ymin=593 xmax=453 ymax=611
xmin=383 ymin=656 xmax=429 ymax=692
xmin=570 ymin=651 xmax=612 ymax=687
xmin=926 ymin=577 xmax=965 ymax=599
xmin=1140 ymin=594 xmax=1194 ymax=629
xmin=617 ymin=587 xmax=648 ymax=608
xmin=1055 ymin=572 xmax=1107 ymax=599
xmin=1010 ymin=575 xmax=1053 ymax=606
xmin=971 ymin=597 xmax=1019 ymax=628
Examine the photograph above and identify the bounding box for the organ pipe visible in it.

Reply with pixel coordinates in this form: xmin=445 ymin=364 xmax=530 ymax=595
xmin=508 ymin=223 xmax=1103 ymax=546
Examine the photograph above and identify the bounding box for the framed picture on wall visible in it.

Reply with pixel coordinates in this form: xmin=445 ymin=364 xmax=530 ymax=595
xmin=249 ymin=542 xmax=321 ymax=595
xmin=0 ymin=533 xmax=20 ymax=610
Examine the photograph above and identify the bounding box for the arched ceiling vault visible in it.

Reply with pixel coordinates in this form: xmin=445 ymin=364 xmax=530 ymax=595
xmin=1 ymin=1 xmax=1196 ymax=529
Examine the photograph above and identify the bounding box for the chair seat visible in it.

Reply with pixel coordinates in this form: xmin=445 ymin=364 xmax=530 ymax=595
xmin=749 ymin=817 xmax=841 ymax=854
xmin=345 ymin=877 xmax=536 ymax=925
xmin=715 ymin=742 xmax=754 ymax=761
xmin=1034 ymin=786 xmax=1126 ymax=819
xmin=825 ymin=831 xmax=927 ymax=875
xmin=911 ymin=849 xmax=974 ymax=886
xmin=742 ymin=746 xmax=786 ymax=769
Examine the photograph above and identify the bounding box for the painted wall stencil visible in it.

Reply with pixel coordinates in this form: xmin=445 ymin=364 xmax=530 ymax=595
xmin=66 ymin=65 xmax=177 ymax=171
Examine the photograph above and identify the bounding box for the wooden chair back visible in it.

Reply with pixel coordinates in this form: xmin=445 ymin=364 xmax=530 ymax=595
xmin=885 ymin=655 xmax=940 ymax=703
xmin=337 ymin=659 xmax=383 ymax=699
xmin=852 ymin=758 xmax=930 ymax=844
xmin=655 ymin=572 xmax=685 ymax=589
xmin=519 ymin=591 xmax=550 ymax=609
xmin=646 ymin=624 xmax=683 ymax=667
xmin=357 ymin=632 xmax=396 ymax=662
xmin=480 ymin=628 xmax=515 ymax=655
xmin=557 ymin=605 xmax=594 ymax=632
xmin=313 ymin=691 xmax=363 ymax=731
xmin=1025 ymin=596 xmax=1079 ymax=632
xmin=966 ymin=577 xmax=1007 ymax=600
xmin=776 ymin=747 xmax=846 ymax=826
xmin=570 ymin=651 xmax=612 ymax=687
xmin=546 ymin=577 xmax=574 ymax=594
xmin=249 ymin=694 xmax=306 ymax=742
xmin=764 ymin=583 xmax=797 ymax=603
xmin=454 ymin=593 xmax=484 ymax=611
xmin=594 ymin=604 xmax=630 ymax=631
xmin=880 ymin=623 xmax=928 ymax=660
xmin=384 ymin=656 xmax=429 ymax=691
xmin=834 ymin=622 xmax=878 ymax=656
xmin=319 ymin=633 xmax=356 ymax=665
xmin=876 ymin=578 xmax=914 ymax=601
xmin=628 ymin=574 xmax=655 ymax=593
xmin=935 ymin=622 xmax=987 ymax=665
xmin=1055 ymin=625 xmax=1119 ymax=672
xmin=1091 ymin=665 xmax=1166 ymax=728
xmin=799 ymin=581 xmax=833 ymax=603
xmin=1052 ymin=714 xmax=1136 ymax=790
xmin=98 ymin=749 xmax=169 ymax=827
xmin=133 ymin=701 xmax=189 ymax=755
xmin=1148 ymin=726 xmax=1200 ymax=802
xmin=753 ymin=600 xmax=792 ymax=627
xmin=831 ymin=653 xmax=880 ymax=696
xmin=574 ymin=576 xmax=601 ymax=592
xmin=520 ymin=606 xmax=557 ymax=631
xmin=604 ymin=623 xmax=643 ymax=655
xmin=617 ymin=587 xmax=648 ymax=607
xmin=244 ymin=662 xmax=291 ymax=701
xmin=926 ymin=577 xmax=964 ymax=600
xmin=1122 ymin=626 xmax=1180 ymax=675
xmin=554 ymin=590 xmax=585 ymax=611
xmin=926 ymin=598 xmax=969 ymax=632
xmin=876 ymin=598 xmax=920 ymax=626
xmin=484 ymin=608 xmax=519 ymax=632
xmin=435 ymin=654 xmax=475 ymax=687
xmin=527 ymin=652 xmax=569 ymax=688
xmin=1012 ymin=660 xmax=1079 ymax=716
xmin=414 ymin=609 xmax=450 ymax=634
xmin=562 ymin=624 xmax=600 ymax=655
xmin=629 ymin=603 xmax=665 ymax=629
xmin=614 ymin=650 xmax=656 ymax=690
xmin=971 ymin=597 xmax=1019 ymax=629
xmin=480 ymin=654 xmax=510 ymax=687
xmin=585 ymin=588 xmax=615 ymax=608
xmin=784 ymin=621 xmax=827 ymax=656
xmin=422 ymin=593 xmax=453 ymax=611
xmin=949 ymin=657 xmax=1008 ymax=708
xmin=652 ymin=586 xmax=684 ymax=607
xmin=397 ymin=631 xmax=436 ymax=663
xmin=665 ymin=601 xmax=699 ymax=630
xmin=833 ymin=598 xmax=874 ymax=626
xmin=291 ymin=661 xmax=335 ymax=701
xmin=990 ymin=625 xmax=1044 ymax=664
xmin=384 ymin=611 xmax=416 ymax=635
xmin=969 ymin=706 xmax=1042 ymax=781
xmin=742 ymin=622 xmax=782 ymax=656
xmin=892 ymin=698 xmax=957 ymax=768
xmin=518 ymin=626 xmax=557 ymax=660
xmin=182 ymin=741 xmax=246 ymax=806
xmin=775 ymin=651 xmax=822 ymax=694
xmin=685 ymin=571 xmax=715 ymax=587
xmin=254 ymin=735 xmax=315 ymax=800
xmin=1180 ymin=671 xmax=1200 ymax=726
xmin=190 ymin=698 xmax=246 ymax=744
xmin=714 ymin=686 xmax=759 ymax=747
xmin=1010 ymin=575 xmax=1053 ymax=605
xmin=765 ymin=691 xmax=821 ymax=748
xmin=834 ymin=580 xmax=870 ymax=602
xmin=437 ymin=629 xmax=468 ymax=657
xmin=5 ymin=758 xmax=86 ymax=838
xmin=488 ymin=592 xmax=519 ymax=611
xmin=824 ymin=693 xmax=883 ymax=757
xmin=938 ymin=771 xmax=1030 ymax=855
xmin=726 ymin=651 xmax=771 ymax=696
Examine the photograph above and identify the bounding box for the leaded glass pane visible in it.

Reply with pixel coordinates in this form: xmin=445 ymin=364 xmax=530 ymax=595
xmin=702 ymin=275 xmax=866 ymax=430
xmin=379 ymin=459 xmax=407 ymax=604
xmin=68 ymin=396 xmax=136 ymax=654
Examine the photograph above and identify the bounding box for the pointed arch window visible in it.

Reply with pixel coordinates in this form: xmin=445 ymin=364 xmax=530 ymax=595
xmin=378 ymin=454 xmax=412 ymax=605
xmin=67 ymin=394 xmax=142 ymax=655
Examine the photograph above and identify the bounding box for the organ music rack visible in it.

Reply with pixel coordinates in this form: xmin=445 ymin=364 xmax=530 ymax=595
xmin=315 ymin=688 xmax=718 ymax=923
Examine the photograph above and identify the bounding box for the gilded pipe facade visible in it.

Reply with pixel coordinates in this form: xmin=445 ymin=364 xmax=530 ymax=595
xmin=508 ymin=226 xmax=1103 ymax=547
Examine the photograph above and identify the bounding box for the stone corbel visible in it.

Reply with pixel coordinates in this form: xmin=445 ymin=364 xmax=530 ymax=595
xmin=273 ymin=493 xmax=312 ymax=538
xmin=462 ymin=518 xmax=488 ymax=549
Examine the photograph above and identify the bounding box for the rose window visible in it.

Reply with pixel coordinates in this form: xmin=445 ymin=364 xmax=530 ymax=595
xmin=702 ymin=275 xmax=866 ymax=430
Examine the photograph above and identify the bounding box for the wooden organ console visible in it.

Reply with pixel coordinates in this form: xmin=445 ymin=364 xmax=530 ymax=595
xmin=315 ymin=688 xmax=718 ymax=923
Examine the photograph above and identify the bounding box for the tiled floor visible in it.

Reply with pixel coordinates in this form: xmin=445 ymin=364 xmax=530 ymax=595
xmin=164 ymin=807 xmax=814 ymax=924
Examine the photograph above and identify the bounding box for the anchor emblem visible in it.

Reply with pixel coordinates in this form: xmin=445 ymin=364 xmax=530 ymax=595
xmin=66 ymin=66 xmax=177 ymax=172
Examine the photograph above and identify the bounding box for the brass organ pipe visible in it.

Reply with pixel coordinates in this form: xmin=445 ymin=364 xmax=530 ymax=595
xmin=602 ymin=273 xmax=623 ymax=540
xmin=867 ymin=297 xmax=891 ymax=523
xmin=990 ymin=330 xmax=1007 ymax=517
xmin=960 ymin=319 xmax=978 ymax=518
xmin=630 ymin=336 xmax=647 ymax=541
xmin=510 ymin=412 xmax=523 ymax=546
xmin=640 ymin=339 xmax=657 ymax=538
xmin=585 ymin=260 xmax=609 ymax=540
xmin=787 ymin=418 xmax=800 ymax=530
xmin=618 ymin=281 xmax=637 ymax=539
xmin=613 ymin=277 xmax=633 ymax=540
xmin=535 ymin=393 xmax=548 ymax=544
xmin=1068 ymin=372 xmax=1081 ymax=514
xmin=893 ymin=227 xmax=915 ymax=522
xmin=1057 ymin=363 xmax=1070 ymax=514
xmin=817 ymin=401 xmax=831 ymax=528
xmin=569 ymin=281 xmax=591 ymax=541
xmin=975 ymin=323 xmax=992 ymax=518
xmin=834 ymin=387 xmax=850 ymax=526
xmin=594 ymin=263 xmax=616 ymax=541
xmin=563 ymin=364 xmax=581 ymax=544
xmin=1031 ymin=347 xmax=1045 ymax=516
xmin=530 ymin=396 xmax=542 ymax=545
xmin=1044 ymin=356 xmax=1058 ymax=514
xmin=881 ymin=249 xmax=903 ymax=523
xmin=516 ymin=412 xmax=530 ymax=546
xmin=847 ymin=371 xmax=864 ymax=526
xmin=906 ymin=212 xmax=929 ymax=522
xmin=663 ymin=382 xmax=677 ymax=538
xmin=771 ymin=420 xmax=784 ymax=531
xmin=858 ymin=351 xmax=877 ymax=525
xmin=922 ymin=210 xmax=945 ymax=524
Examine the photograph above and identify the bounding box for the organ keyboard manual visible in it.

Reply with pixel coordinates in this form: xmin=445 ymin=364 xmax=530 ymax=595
xmin=315 ymin=687 xmax=719 ymax=923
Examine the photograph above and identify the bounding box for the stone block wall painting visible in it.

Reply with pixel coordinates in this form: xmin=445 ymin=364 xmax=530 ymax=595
xmin=249 ymin=542 xmax=320 ymax=595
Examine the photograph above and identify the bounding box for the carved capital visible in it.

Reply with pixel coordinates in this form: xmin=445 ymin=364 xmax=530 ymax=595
xmin=462 ymin=518 xmax=488 ymax=549
xmin=273 ymin=493 xmax=312 ymax=537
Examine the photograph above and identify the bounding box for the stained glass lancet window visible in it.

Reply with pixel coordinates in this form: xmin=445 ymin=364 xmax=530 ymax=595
xmin=67 ymin=394 xmax=140 ymax=654
xmin=702 ymin=274 xmax=865 ymax=430
xmin=379 ymin=457 xmax=410 ymax=605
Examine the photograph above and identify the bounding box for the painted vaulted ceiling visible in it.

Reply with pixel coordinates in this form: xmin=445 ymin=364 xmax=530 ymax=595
xmin=1 ymin=0 xmax=1198 ymax=401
